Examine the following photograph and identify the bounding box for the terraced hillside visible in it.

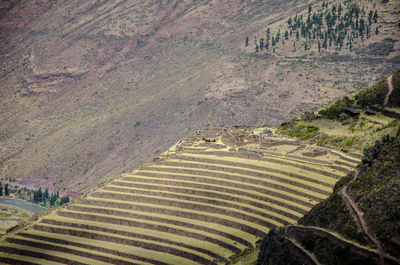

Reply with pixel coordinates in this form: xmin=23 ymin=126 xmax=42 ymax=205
xmin=0 ymin=127 xmax=361 ymax=264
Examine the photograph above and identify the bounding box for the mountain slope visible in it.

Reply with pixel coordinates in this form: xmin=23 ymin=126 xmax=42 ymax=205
xmin=1 ymin=0 xmax=399 ymax=196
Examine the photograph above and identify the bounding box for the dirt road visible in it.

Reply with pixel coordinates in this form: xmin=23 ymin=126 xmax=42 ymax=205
xmin=384 ymin=75 xmax=393 ymax=105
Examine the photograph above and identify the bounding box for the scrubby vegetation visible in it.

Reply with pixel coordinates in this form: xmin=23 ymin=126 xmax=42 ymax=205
xmin=257 ymin=131 xmax=400 ymax=264
xmin=316 ymin=69 xmax=399 ymax=120
xmin=280 ymin=123 xmax=320 ymax=140
xmin=318 ymin=96 xmax=355 ymax=119
xmin=355 ymin=77 xmax=388 ymax=107
xmin=278 ymin=70 xmax=400 ymax=152
xmin=350 ymin=131 xmax=400 ymax=257
xmin=388 ymin=69 xmax=400 ymax=107
xmin=299 ymin=190 xmax=369 ymax=245
xmin=258 ymin=227 xmax=378 ymax=265
xmin=0 ymin=206 xmax=31 ymax=236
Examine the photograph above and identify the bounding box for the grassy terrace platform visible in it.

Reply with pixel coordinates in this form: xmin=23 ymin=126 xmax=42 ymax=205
xmin=0 ymin=127 xmax=361 ymax=264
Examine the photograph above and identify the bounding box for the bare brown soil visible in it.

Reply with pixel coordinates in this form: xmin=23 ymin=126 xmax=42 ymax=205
xmin=85 ymin=193 xmax=269 ymax=236
xmin=0 ymin=244 xmax=86 ymax=265
xmin=0 ymin=257 xmax=36 ymax=265
xmin=5 ymin=237 xmax=143 ymax=265
xmin=110 ymin=181 xmax=299 ymax=220
xmin=159 ymin=160 xmax=332 ymax=194
xmin=101 ymin=185 xmax=290 ymax=225
xmin=55 ymin=210 xmax=251 ymax=249
xmin=173 ymin=154 xmax=335 ymax=186
xmin=124 ymin=173 xmax=313 ymax=210
xmin=181 ymin=150 xmax=346 ymax=177
xmin=119 ymin=176 xmax=310 ymax=213
xmin=36 ymin=220 xmax=226 ymax=262
xmin=145 ymin=166 xmax=329 ymax=199
xmin=21 ymin=231 xmax=172 ymax=265
xmin=27 ymin=226 xmax=214 ymax=265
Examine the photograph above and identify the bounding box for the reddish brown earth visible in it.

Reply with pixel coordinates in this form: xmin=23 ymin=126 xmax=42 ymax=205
xmin=0 ymin=0 xmax=399 ymax=195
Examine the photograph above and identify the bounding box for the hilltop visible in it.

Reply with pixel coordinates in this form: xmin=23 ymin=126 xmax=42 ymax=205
xmin=1 ymin=0 xmax=400 ymax=196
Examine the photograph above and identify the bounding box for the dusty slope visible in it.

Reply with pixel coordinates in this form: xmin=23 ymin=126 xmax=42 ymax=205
xmin=0 ymin=0 xmax=399 ymax=195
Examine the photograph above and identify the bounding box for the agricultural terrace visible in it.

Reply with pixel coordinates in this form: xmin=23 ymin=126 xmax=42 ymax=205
xmin=0 ymin=127 xmax=361 ymax=264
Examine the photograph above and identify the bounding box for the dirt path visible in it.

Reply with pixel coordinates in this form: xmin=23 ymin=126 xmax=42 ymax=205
xmin=384 ymin=75 xmax=393 ymax=106
xmin=286 ymin=237 xmax=321 ymax=265
xmin=341 ymin=170 xmax=385 ymax=265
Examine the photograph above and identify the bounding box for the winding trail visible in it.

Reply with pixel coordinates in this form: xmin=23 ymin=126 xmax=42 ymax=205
xmin=341 ymin=170 xmax=385 ymax=265
xmin=286 ymin=237 xmax=321 ymax=265
xmin=384 ymin=75 xmax=393 ymax=106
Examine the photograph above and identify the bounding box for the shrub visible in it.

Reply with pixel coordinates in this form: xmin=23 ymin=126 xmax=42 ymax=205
xmin=388 ymin=69 xmax=400 ymax=107
xmin=318 ymin=96 xmax=354 ymax=119
xmin=355 ymin=77 xmax=388 ymax=107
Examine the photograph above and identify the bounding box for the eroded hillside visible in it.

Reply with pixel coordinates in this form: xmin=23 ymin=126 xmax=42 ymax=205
xmin=1 ymin=0 xmax=399 ymax=195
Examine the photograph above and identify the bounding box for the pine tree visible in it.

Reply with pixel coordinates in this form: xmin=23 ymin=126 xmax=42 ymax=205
xmin=37 ymin=187 xmax=42 ymax=202
xmin=275 ymin=29 xmax=281 ymax=43
xmin=368 ymin=10 xmax=373 ymax=24
xmin=49 ymin=193 xmax=57 ymax=206
xmin=296 ymin=30 xmax=299 ymax=40
xmin=288 ymin=17 xmax=292 ymax=26
xmin=4 ymin=184 xmax=9 ymax=196
xmin=375 ymin=26 xmax=379 ymax=35
xmin=318 ymin=41 xmax=321 ymax=52
xmin=60 ymin=196 xmax=70 ymax=205
xmin=308 ymin=4 xmax=312 ymax=14
xmin=44 ymin=188 xmax=49 ymax=202
xmin=245 ymin=37 xmax=249 ymax=47
xmin=284 ymin=30 xmax=289 ymax=40
xmin=255 ymin=43 xmax=259 ymax=53
xmin=259 ymin=38 xmax=264 ymax=51
xmin=0 ymin=182 xmax=2 ymax=196
xmin=373 ymin=10 xmax=378 ymax=23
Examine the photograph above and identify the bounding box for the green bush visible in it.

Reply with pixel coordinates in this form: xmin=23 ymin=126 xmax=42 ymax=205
xmin=388 ymin=69 xmax=400 ymax=107
xmin=318 ymin=96 xmax=354 ymax=119
xmin=355 ymin=77 xmax=388 ymax=107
